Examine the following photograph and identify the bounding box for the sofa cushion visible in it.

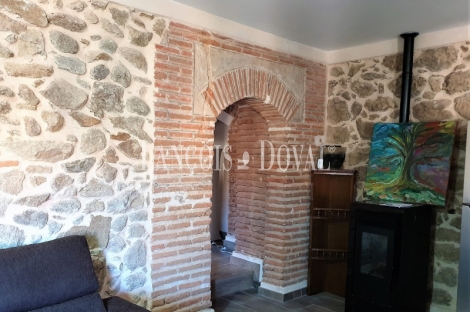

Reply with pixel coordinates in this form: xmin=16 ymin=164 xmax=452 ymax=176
xmin=29 ymin=293 xmax=106 ymax=312
xmin=0 ymin=235 xmax=99 ymax=312
xmin=103 ymin=296 xmax=149 ymax=312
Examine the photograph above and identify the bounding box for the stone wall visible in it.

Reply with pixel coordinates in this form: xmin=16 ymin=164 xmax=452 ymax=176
xmin=326 ymin=42 xmax=470 ymax=311
xmin=0 ymin=1 xmax=328 ymax=310
xmin=0 ymin=0 xmax=164 ymax=308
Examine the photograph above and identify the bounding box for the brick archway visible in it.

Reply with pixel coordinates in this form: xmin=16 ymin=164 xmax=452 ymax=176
xmin=204 ymin=67 xmax=300 ymax=123
xmin=205 ymin=66 xmax=309 ymax=293
xmin=153 ymin=22 xmax=325 ymax=311
xmin=153 ymin=65 xmax=311 ymax=310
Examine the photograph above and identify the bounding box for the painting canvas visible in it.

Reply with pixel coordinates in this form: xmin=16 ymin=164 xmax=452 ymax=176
xmin=363 ymin=121 xmax=456 ymax=206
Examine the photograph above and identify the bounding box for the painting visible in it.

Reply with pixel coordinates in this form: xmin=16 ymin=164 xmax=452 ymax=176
xmin=363 ymin=121 xmax=456 ymax=206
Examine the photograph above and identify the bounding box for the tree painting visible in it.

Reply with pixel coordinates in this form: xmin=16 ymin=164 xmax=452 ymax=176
xmin=363 ymin=121 xmax=456 ymax=206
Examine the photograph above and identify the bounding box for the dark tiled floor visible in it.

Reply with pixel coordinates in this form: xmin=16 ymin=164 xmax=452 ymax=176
xmin=211 ymin=244 xmax=254 ymax=298
xmin=211 ymin=290 xmax=345 ymax=312
xmin=210 ymin=244 xmax=344 ymax=312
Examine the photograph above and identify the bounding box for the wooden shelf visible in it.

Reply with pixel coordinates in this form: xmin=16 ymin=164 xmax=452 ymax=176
xmin=312 ymin=169 xmax=356 ymax=176
xmin=308 ymin=170 xmax=356 ymax=298
xmin=311 ymin=248 xmax=348 ymax=261
xmin=311 ymin=208 xmax=349 ymax=220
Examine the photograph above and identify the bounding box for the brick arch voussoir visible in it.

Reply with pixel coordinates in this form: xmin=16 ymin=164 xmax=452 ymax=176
xmin=204 ymin=67 xmax=299 ymax=122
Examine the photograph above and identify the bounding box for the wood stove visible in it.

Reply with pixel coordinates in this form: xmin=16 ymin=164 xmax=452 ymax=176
xmin=344 ymin=31 xmax=437 ymax=312
xmin=345 ymin=201 xmax=434 ymax=312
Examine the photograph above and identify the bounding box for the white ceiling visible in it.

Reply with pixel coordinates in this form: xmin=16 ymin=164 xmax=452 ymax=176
xmin=168 ymin=0 xmax=469 ymax=51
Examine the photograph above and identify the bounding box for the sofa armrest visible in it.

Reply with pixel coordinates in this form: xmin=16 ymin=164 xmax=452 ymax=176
xmin=103 ymin=296 xmax=149 ymax=312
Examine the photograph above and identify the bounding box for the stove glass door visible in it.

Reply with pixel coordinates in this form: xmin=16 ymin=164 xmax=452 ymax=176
xmin=353 ymin=222 xmax=395 ymax=306
xmin=360 ymin=232 xmax=388 ymax=278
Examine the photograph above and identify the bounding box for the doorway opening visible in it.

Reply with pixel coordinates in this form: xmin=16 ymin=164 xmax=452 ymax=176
xmin=210 ymin=113 xmax=231 ymax=247
xmin=210 ymin=100 xmax=271 ymax=298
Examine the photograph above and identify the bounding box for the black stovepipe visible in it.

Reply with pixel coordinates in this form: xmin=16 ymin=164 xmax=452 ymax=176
xmin=399 ymin=32 xmax=419 ymax=123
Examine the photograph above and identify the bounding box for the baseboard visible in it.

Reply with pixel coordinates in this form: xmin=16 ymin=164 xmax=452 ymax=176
xmin=258 ymin=281 xmax=307 ymax=302
xmin=230 ymin=252 xmax=263 ymax=281
xmin=258 ymin=286 xmax=306 ymax=302
xmin=223 ymin=240 xmax=235 ymax=252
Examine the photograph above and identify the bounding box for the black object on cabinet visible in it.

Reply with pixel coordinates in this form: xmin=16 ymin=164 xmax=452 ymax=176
xmin=345 ymin=201 xmax=434 ymax=312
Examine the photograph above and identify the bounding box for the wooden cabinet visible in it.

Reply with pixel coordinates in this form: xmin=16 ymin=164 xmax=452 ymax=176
xmin=307 ymin=170 xmax=356 ymax=297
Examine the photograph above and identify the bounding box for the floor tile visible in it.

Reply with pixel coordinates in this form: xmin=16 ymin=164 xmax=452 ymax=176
xmin=251 ymin=292 xmax=345 ymax=312
xmin=212 ymin=290 xmax=345 ymax=312
xmin=210 ymin=250 xmax=345 ymax=312
xmin=298 ymin=293 xmax=344 ymax=312
xmin=242 ymin=288 xmax=259 ymax=296
xmin=222 ymin=291 xmax=292 ymax=312
xmin=222 ymin=291 xmax=260 ymax=303
xmin=322 ymin=293 xmax=345 ymax=303
xmin=299 ymin=304 xmax=334 ymax=312
xmin=274 ymin=295 xmax=331 ymax=310
xmin=244 ymin=288 xmax=302 ymax=304
xmin=212 ymin=297 xmax=256 ymax=312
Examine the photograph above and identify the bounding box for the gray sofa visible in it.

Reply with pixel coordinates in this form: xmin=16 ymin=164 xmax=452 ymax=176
xmin=0 ymin=235 xmax=149 ymax=312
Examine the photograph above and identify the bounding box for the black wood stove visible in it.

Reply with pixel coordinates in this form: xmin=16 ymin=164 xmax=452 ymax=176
xmin=345 ymin=201 xmax=434 ymax=312
xmin=344 ymin=31 xmax=437 ymax=312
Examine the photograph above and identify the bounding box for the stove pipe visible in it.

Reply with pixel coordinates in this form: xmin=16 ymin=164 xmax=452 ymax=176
xmin=399 ymin=32 xmax=419 ymax=123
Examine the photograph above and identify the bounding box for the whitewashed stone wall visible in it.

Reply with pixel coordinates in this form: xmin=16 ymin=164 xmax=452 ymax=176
xmin=326 ymin=41 xmax=470 ymax=311
xmin=0 ymin=0 xmax=167 ymax=308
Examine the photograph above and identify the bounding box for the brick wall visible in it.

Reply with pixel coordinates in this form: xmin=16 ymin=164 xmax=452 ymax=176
xmin=228 ymin=102 xmax=269 ymax=259
xmin=153 ymin=21 xmax=326 ymax=311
